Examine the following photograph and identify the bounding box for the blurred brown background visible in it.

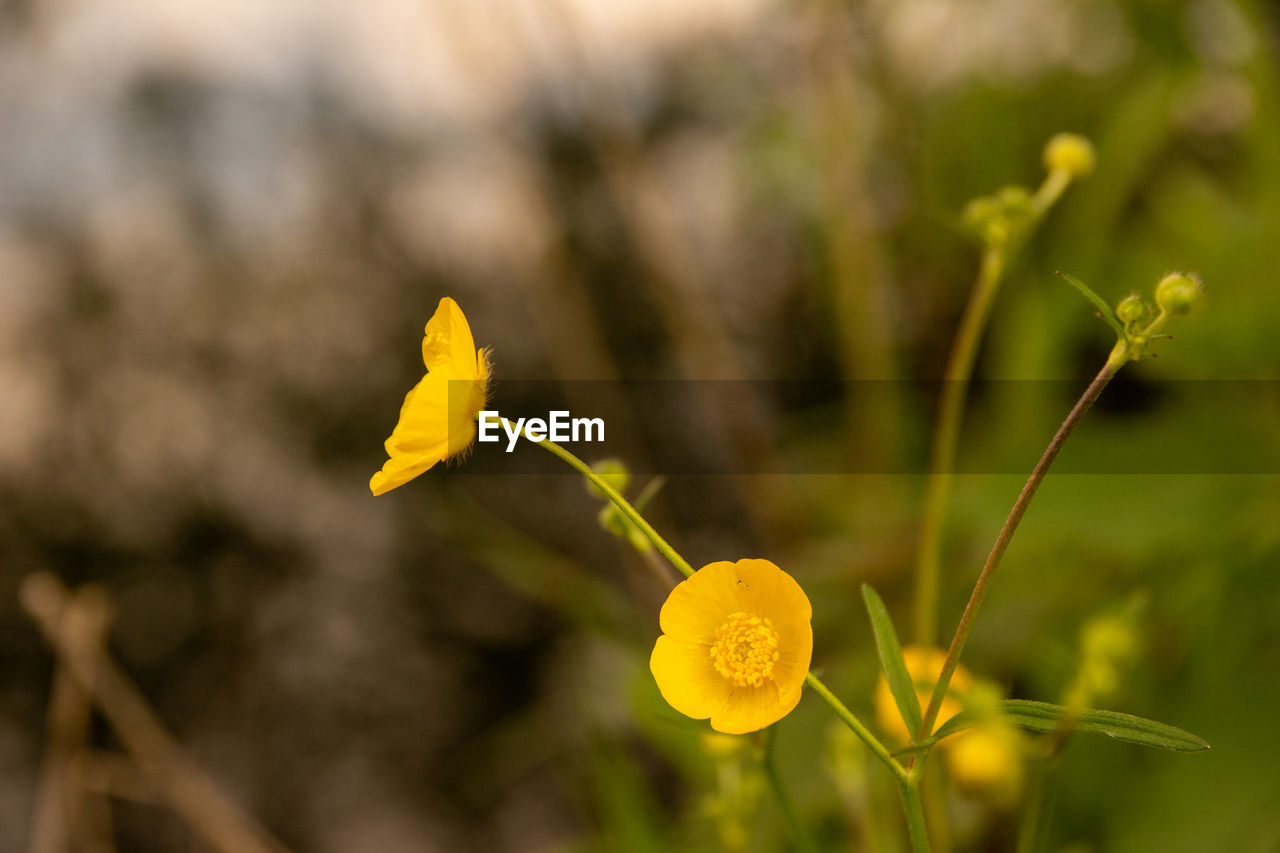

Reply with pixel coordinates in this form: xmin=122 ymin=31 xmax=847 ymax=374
xmin=3 ymin=0 xmax=1279 ymax=851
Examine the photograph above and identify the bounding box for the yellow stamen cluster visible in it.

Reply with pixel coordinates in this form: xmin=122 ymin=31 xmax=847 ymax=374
xmin=711 ymin=612 xmax=781 ymax=687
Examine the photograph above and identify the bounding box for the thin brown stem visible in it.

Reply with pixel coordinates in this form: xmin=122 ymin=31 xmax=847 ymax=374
xmin=913 ymin=359 xmax=1120 ymax=750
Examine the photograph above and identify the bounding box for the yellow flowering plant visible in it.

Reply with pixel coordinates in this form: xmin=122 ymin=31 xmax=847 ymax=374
xmin=873 ymin=646 xmax=1024 ymax=800
xmin=371 ymin=136 xmax=1213 ymax=852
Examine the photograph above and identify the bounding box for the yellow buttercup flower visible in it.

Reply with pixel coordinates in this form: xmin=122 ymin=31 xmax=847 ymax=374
xmin=874 ymin=645 xmax=1024 ymax=798
xmin=650 ymin=559 xmax=813 ymax=735
xmin=944 ymin=716 xmax=1024 ymax=801
xmin=370 ymin=297 xmax=491 ymax=496
xmin=873 ymin=645 xmax=973 ymax=743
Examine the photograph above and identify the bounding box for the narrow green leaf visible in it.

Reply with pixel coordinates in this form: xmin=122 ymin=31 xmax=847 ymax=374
xmin=860 ymin=585 xmax=921 ymax=737
xmin=933 ymin=699 xmax=1210 ymax=752
xmin=889 ymin=737 xmax=938 ymax=759
xmin=1057 ymin=271 xmax=1127 ymax=341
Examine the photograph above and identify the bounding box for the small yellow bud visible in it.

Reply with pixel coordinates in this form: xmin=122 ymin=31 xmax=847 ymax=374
xmin=585 ymin=458 xmax=630 ymax=498
xmin=1116 ymin=294 xmax=1148 ymax=327
xmin=1043 ymin=133 xmax=1096 ymax=178
xmin=1154 ymin=273 xmax=1202 ymax=316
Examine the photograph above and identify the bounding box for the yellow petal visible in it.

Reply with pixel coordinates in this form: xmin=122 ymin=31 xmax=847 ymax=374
xmin=372 ymin=297 xmax=493 ymax=496
xmin=650 ymin=635 xmax=732 ymax=720
xmin=369 ymin=451 xmax=443 ymax=496
xmin=771 ymin=619 xmax=814 ymax=703
xmin=709 ymin=682 xmax=794 ymax=735
xmin=370 ymin=374 xmax=450 ymax=495
xmin=658 ymin=561 xmax=742 ymax=644
xmin=422 ymin=297 xmax=479 ymax=376
xmin=731 ymin=558 xmax=813 ymax=635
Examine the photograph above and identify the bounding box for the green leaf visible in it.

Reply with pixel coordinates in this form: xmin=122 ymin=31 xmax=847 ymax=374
xmin=1057 ymin=271 xmax=1127 ymax=341
xmin=860 ymin=585 xmax=921 ymax=737
xmin=933 ymin=699 xmax=1210 ymax=752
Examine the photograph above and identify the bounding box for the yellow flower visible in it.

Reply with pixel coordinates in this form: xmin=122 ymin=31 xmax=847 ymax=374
xmin=650 ymin=559 xmax=813 ymax=734
xmin=873 ymin=645 xmax=973 ymax=743
xmin=944 ymin=717 xmax=1024 ymax=801
xmin=370 ymin=297 xmax=491 ymax=495
xmin=874 ymin=645 xmax=1024 ymax=798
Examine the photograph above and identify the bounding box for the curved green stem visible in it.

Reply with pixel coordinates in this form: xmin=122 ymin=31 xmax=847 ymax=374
xmin=803 ymin=673 xmax=906 ymax=785
xmin=1031 ymin=167 xmax=1072 ymax=216
xmin=528 ymin=432 xmax=694 ymax=579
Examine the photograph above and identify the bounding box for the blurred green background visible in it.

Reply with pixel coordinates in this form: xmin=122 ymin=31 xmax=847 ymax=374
xmin=1 ymin=0 xmax=1277 ymax=850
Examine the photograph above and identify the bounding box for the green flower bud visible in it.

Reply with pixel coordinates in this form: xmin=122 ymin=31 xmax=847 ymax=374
xmin=1043 ymin=133 xmax=1096 ymax=178
xmin=585 ymin=457 xmax=630 ymax=498
xmin=962 ymin=196 xmax=1000 ymax=232
xmin=1154 ymin=272 xmax=1202 ymax=316
xmin=995 ymin=185 xmax=1034 ymax=211
xmin=1115 ymin=294 xmax=1148 ymax=326
xmin=963 ymin=188 xmax=1034 ymax=247
xmin=597 ymin=504 xmax=652 ymax=553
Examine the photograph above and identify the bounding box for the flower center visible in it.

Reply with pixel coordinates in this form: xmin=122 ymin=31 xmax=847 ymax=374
xmin=710 ymin=611 xmax=781 ymax=688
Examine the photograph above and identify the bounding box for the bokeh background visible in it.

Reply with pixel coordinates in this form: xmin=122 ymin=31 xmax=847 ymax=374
xmin=2 ymin=0 xmax=1278 ymax=850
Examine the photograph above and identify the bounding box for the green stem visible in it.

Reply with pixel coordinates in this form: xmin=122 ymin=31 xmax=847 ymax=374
xmin=763 ymin=727 xmax=818 ymax=853
xmin=804 ymin=675 xmax=929 ymax=850
xmin=529 ymin=432 xmax=694 ymax=579
xmin=914 ymin=358 xmax=1120 ymax=747
xmin=914 ymin=246 xmax=1004 ymax=644
xmin=899 ymin=780 xmax=931 ymax=853
xmin=1031 ymin=168 xmax=1071 ymax=216
xmin=530 ymin=433 xmax=913 ymax=835
xmin=804 ymin=673 xmax=906 ymax=785
xmin=913 ymin=166 xmax=1075 ymax=645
